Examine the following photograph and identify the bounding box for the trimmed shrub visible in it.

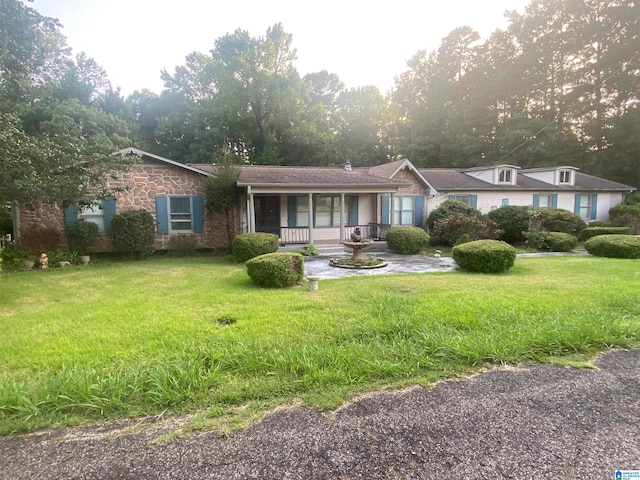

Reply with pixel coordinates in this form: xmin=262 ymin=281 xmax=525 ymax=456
xmin=487 ymin=205 xmax=531 ymax=244
xmin=246 ymin=252 xmax=304 ymax=288
xmin=232 ymin=232 xmax=279 ymax=263
xmin=580 ymin=226 xmax=632 ymax=241
xmin=426 ymin=199 xmax=481 ymax=230
xmin=66 ymin=219 xmax=99 ymax=254
xmin=452 ymin=239 xmax=516 ymax=273
xmin=584 ymin=235 xmax=640 ymax=259
xmin=19 ymin=225 xmax=61 ymax=254
xmin=386 ymin=226 xmax=430 ymax=254
xmin=531 ymin=208 xmax=586 ymax=235
xmin=541 ymin=232 xmax=578 ymax=252
xmin=109 ymin=210 xmax=155 ymax=257
xmin=609 ymin=204 xmax=640 ymax=234
xmin=431 ymin=213 xmax=502 ymax=247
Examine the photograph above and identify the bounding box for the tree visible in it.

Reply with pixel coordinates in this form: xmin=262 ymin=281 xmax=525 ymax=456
xmin=0 ymin=0 xmax=133 ymax=207
xmin=204 ymin=149 xmax=241 ymax=246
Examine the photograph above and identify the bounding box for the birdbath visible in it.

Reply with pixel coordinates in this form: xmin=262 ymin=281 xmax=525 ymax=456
xmin=329 ymin=227 xmax=387 ymax=269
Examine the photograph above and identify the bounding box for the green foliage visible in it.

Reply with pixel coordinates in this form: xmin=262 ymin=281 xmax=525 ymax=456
xmin=452 ymin=239 xmax=516 ymax=273
xmin=19 ymin=225 xmax=61 ymax=254
xmin=44 ymin=249 xmax=79 ymax=266
xmin=426 ymin=200 xmax=480 ymax=230
xmin=609 ymin=204 xmax=640 ymax=235
xmin=431 ymin=213 xmax=502 ymax=247
xmin=584 ymin=235 xmax=640 ymax=259
xmin=536 ymin=232 xmax=578 ymax=252
xmin=0 ymin=244 xmax=36 ymax=272
xmin=386 ymin=226 xmax=430 ymax=254
xmin=530 ymin=208 xmax=586 ymax=235
xmin=245 ymin=252 xmax=304 ymax=288
xmin=232 ymin=233 xmax=279 ymax=262
xmin=293 ymin=244 xmax=319 ymax=256
xmin=167 ymin=234 xmax=198 ymax=256
xmin=109 ymin=210 xmax=155 ymax=257
xmin=487 ymin=205 xmax=531 ymax=244
xmin=580 ymin=226 xmax=632 ymax=241
xmin=0 ymin=203 xmax=12 ymax=235
xmin=66 ymin=219 xmax=99 ymax=254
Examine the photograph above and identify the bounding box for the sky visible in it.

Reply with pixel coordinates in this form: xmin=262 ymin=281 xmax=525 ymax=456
xmin=28 ymin=0 xmax=531 ymax=97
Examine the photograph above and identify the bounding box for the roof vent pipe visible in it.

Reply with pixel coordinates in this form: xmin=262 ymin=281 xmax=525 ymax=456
xmin=344 ymin=160 xmax=352 ymax=172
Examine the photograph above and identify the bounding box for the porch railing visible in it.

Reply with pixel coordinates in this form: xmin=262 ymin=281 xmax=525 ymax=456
xmin=277 ymin=224 xmax=390 ymax=246
xmin=279 ymin=227 xmax=310 ymax=245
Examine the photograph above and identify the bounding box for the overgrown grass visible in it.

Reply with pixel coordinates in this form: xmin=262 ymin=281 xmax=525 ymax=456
xmin=1 ymin=256 xmax=639 ymax=435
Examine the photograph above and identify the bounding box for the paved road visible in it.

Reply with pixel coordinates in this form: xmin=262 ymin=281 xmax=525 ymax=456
xmin=1 ymin=349 xmax=638 ymax=479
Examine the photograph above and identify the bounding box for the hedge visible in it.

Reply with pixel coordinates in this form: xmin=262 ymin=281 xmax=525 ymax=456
xmin=452 ymin=239 xmax=516 ymax=273
xmin=386 ymin=226 xmax=430 ymax=254
xmin=232 ymin=232 xmax=279 ymax=262
xmin=580 ymin=226 xmax=632 ymax=241
xmin=246 ymin=252 xmax=305 ymax=288
xmin=584 ymin=235 xmax=640 ymax=259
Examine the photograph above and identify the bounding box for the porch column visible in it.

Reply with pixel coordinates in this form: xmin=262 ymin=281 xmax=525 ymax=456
xmin=340 ymin=193 xmax=345 ymax=241
xmin=308 ymin=192 xmax=314 ymax=245
xmin=248 ymin=189 xmax=255 ymax=233
xmin=390 ymin=193 xmax=395 ymax=226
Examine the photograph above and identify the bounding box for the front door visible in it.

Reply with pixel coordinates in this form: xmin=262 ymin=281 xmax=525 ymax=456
xmin=254 ymin=196 xmax=280 ymax=235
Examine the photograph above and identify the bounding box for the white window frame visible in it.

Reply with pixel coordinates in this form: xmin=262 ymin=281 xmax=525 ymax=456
xmin=578 ymin=194 xmax=591 ymax=220
xmin=314 ymin=195 xmax=342 ymax=228
xmin=559 ymin=170 xmax=573 ymax=184
xmin=169 ymin=196 xmax=194 ymax=233
xmin=538 ymin=194 xmax=552 ymax=208
xmin=498 ymin=168 xmax=513 ymax=184
xmin=393 ymin=195 xmax=415 ymax=226
xmin=79 ymin=201 xmax=105 ymax=233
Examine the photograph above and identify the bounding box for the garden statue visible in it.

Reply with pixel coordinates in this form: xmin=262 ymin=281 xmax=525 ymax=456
xmin=39 ymin=253 xmax=49 ymax=269
xmin=350 ymin=227 xmax=362 ymax=243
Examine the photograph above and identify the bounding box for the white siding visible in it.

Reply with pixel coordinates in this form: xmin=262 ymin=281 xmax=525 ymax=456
xmin=521 ymin=170 xmax=556 ymax=184
xmin=465 ymin=169 xmax=495 ymax=183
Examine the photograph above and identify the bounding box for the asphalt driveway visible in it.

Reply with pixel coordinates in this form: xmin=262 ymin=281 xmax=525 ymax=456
xmin=1 ymin=349 xmax=638 ymax=479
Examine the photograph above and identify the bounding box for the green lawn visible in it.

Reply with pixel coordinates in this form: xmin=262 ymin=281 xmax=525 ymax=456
xmin=1 ymin=256 xmax=639 ymax=436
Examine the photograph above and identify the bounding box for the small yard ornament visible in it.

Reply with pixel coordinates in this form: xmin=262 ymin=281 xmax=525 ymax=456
xmin=39 ymin=253 xmax=49 ymax=269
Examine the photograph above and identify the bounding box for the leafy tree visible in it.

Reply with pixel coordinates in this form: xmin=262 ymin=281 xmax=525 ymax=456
xmin=204 ymin=149 xmax=241 ymax=246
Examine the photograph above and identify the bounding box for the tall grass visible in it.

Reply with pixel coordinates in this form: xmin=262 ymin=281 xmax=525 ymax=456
xmin=0 ymin=256 xmax=639 ymax=434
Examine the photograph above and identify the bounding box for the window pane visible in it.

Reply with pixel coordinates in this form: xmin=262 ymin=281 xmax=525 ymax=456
xmin=315 ymin=211 xmax=331 ymax=227
xmin=393 ymin=197 xmax=401 ymax=211
xmin=456 ymin=196 xmax=470 ymax=205
xmin=402 ymin=211 xmax=413 ymax=224
xmin=539 ymin=195 xmax=550 ymax=208
xmin=171 ymin=221 xmax=192 ymax=231
xmin=393 ymin=211 xmax=401 ymax=225
xmin=170 ymin=197 xmax=191 ymax=214
xmin=402 ymin=196 xmax=413 ymax=210
xmin=80 ymin=203 xmax=105 ymax=233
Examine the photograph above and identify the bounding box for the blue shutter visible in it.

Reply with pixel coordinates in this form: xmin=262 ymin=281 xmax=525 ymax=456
xmin=381 ymin=195 xmax=390 ymax=225
xmin=533 ymin=194 xmax=540 ymax=208
xmin=574 ymin=194 xmax=581 ymax=216
xmin=551 ymin=194 xmax=558 ymax=209
xmin=414 ymin=195 xmax=424 ymax=227
xmin=103 ymin=197 xmax=116 ymax=233
xmin=192 ymin=195 xmax=204 ymax=233
xmin=470 ymin=195 xmax=478 ymax=208
xmin=590 ymin=194 xmax=598 ymax=220
xmin=64 ymin=204 xmax=78 ymax=227
xmin=349 ymin=196 xmax=359 ymax=226
xmin=287 ymin=196 xmax=297 ymax=228
xmin=156 ymin=195 xmax=169 ymax=234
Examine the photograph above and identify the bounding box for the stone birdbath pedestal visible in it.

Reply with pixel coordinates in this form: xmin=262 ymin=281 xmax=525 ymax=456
xmin=329 ymin=227 xmax=387 ymax=269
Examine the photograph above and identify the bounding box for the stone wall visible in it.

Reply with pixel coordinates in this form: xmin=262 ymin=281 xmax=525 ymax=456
xmin=18 ymin=163 xmax=237 ymax=252
xmin=392 ymin=168 xmax=428 ymax=195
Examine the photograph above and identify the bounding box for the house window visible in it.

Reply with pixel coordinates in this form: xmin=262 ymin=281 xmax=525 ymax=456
xmin=393 ymin=195 xmax=415 ymax=225
xmin=79 ymin=201 xmax=105 ymax=233
xmin=578 ymin=195 xmax=591 ymax=219
xmin=296 ymin=196 xmax=309 ymax=227
xmin=169 ymin=196 xmax=193 ymax=232
xmin=314 ymin=195 xmax=342 ymax=228
xmin=538 ymin=194 xmax=552 ymax=208
xmin=498 ymin=169 xmax=512 ymax=184
xmin=559 ymin=170 xmax=573 ymax=184
xmin=451 ymin=195 xmax=470 ymax=205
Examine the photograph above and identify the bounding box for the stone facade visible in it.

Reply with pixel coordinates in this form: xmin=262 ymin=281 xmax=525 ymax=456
xmin=392 ymin=167 xmax=428 ymax=196
xmin=18 ymin=162 xmax=237 ymax=252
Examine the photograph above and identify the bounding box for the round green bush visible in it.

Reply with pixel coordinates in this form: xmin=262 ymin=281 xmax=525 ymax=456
xmin=386 ymin=226 xmax=430 ymax=255
xmin=109 ymin=210 xmax=155 ymax=257
xmin=431 ymin=213 xmax=501 ymax=247
xmin=531 ymin=208 xmax=586 ymax=235
xmin=580 ymin=226 xmax=632 ymax=241
xmin=246 ymin=252 xmax=304 ymax=288
xmin=66 ymin=219 xmax=99 ymax=254
xmin=609 ymin=204 xmax=640 ymax=234
xmin=426 ymin=199 xmax=480 ymax=230
xmin=232 ymin=232 xmax=279 ymax=262
xmin=452 ymin=239 xmax=516 ymax=273
xmin=584 ymin=235 xmax=640 ymax=259
xmin=487 ymin=205 xmax=531 ymax=244
xmin=539 ymin=232 xmax=577 ymax=252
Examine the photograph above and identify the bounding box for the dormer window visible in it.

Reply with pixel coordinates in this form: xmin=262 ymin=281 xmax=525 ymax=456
xmin=498 ymin=168 xmax=513 ymax=184
xmin=559 ymin=169 xmax=573 ymax=184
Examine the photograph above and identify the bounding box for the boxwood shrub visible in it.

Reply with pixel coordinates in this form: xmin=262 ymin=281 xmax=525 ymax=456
xmin=386 ymin=226 xmax=430 ymax=255
xmin=487 ymin=205 xmax=531 ymax=244
xmin=584 ymin=235 xmax=640 ymax=259
xmin=531 ymin=208 xmax=586 ymax=235
xmin=539 ymin=232 xmax=577 ymax=252
xmin=232 ymin=232 xmax=279 ymax=262
xmin=580 ymin=226 xmax=632 ymax=241
xmin=246 ymin=252 xmax=304 ymax=288
xmin=452 ymin=239 xmax=516 ymax=273
xmin=109 ymin=210 xmax=155 ymax=257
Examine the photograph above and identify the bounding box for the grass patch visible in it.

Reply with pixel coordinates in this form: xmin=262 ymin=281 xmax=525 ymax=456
xmin=0 ymin=256 xmax=639 ymax=435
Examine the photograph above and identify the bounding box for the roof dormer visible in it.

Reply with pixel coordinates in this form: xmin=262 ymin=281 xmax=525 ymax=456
xmin=520 ymin=166 xmax=579 ymax=186
xmin=462 ymin=165 xmax=519 ymax=185
xmin=556 ymin=167 xmax=577 ymax=186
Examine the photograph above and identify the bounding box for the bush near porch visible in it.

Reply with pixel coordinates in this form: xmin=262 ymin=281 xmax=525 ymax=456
xmin=232 ymin=232 xmax=279 ymax=262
